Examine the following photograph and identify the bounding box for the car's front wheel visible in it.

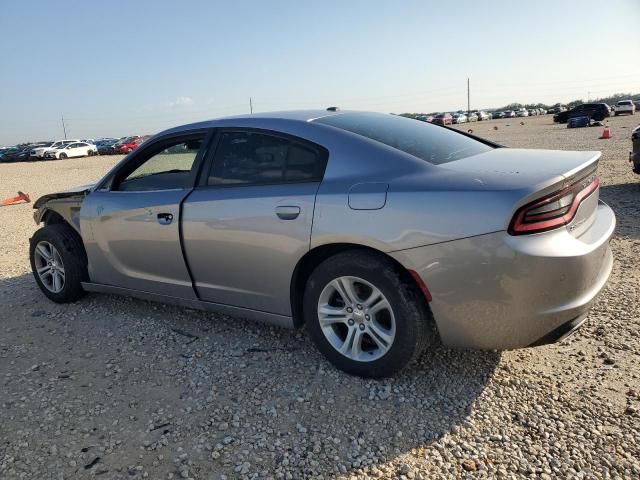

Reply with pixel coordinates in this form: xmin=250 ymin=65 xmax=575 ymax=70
xmin=59 ymin=153 xmax=67 ymax=159
xmin=304 ymin=251 xmax=434 ymax=378
xmin=30 ymin=224 xmax=88 ymax=303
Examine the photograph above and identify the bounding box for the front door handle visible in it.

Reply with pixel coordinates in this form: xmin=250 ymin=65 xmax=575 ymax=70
xmin=275 ymin=206 xmax=301 ymax=220
xmin=157 ymin=213 xmax=173 ymax=225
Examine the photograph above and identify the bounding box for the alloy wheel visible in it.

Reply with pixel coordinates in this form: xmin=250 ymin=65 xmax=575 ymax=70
xmin=317 ymin=276 xmax=396 ymax=362
xmin=34 ymin=241 xmax=65 ymax=293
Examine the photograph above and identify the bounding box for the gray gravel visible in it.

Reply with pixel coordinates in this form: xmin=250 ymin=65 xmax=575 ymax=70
xmin=1 ymin=114 xmax=639 ymax=479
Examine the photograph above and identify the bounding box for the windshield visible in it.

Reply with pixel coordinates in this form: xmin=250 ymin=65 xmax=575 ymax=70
xmin=314 ymin=112 xmax=493 ymax=165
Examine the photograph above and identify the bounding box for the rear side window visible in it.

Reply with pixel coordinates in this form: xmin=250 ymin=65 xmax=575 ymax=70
xmin=314 ymin=112 xmax=492 ymax=165
xmin=208 ymin=131 xmax=325 ymax=186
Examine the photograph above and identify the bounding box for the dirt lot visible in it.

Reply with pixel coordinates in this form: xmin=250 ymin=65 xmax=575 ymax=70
xmin=1 ymin=114 xmax=639 ymax=480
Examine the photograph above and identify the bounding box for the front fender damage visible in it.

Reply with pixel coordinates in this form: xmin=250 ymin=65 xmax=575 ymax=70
xmin=33 ymin=185 xmax=92 ymax=233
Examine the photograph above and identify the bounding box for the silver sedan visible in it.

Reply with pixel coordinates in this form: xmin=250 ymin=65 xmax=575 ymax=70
xmin=30 ymin=110 xmax=615 ymax=377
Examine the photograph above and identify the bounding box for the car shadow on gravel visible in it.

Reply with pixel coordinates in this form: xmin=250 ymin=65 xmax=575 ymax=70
xmin=1 ymin=274 xmax=500 ymax=478
xmin=600 ymin=182 xmax=640 ymax=239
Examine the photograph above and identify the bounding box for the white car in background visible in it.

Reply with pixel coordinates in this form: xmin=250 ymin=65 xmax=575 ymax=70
xmin=43 ymin=141 xmax=98 ymax=160
xmin=30 ymin=139 xmax=80 ymax=159
xmin=476 ymin=111 xmax=490 ymax=121
xmin=452 ymin=113 xmax=467 ymax=124
xmin=614 ymin=100 xmax=636 ymax=116
xmin=516 ymin=108 xmax=529 ymax=117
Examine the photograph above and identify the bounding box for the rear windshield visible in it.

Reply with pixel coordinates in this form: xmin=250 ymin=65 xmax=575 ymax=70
xmin=314 ymin=112 xmax=492 ymax=165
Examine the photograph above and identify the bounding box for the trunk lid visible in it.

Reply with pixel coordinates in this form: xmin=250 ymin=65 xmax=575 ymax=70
xmin=441 ymin=148 xmax=599 ymax=185
xmin=441 ymin=148 xmax=601 ymax=237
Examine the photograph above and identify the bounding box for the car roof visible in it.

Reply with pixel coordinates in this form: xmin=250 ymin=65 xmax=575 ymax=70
xmin=157 ymin=110 xmax=348 ymax=136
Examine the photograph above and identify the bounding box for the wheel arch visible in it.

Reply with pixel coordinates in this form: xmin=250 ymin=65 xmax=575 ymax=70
xmin=290 ymin=243 xmax=432 ymax=328
xmin=35 ymin=212 xmax=88 ymax=264
xmin=41 ymin=209 xmax=66 ymax=226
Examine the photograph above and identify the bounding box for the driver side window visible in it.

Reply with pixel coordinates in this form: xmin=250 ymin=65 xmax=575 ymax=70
xmin=115 ymin=136 xmax=205 ymax=192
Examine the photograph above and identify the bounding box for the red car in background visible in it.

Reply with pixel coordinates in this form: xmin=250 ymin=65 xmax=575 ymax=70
xmin=431 ymin=113 xmax=453 ymax=126
xmin=114 ymin=135 xmax=150 ymax=154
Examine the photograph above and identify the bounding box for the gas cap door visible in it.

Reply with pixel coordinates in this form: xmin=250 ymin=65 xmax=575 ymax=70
xmin=348 ymin=182 xmax=389 ymax=210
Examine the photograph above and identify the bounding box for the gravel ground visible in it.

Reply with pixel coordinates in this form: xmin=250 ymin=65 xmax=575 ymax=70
xmin=1 ymin=114 xmax=639 ymax=480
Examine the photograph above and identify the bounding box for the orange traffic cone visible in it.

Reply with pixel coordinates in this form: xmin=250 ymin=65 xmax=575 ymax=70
xmin=1 ymin=191 xmax=30 ymax=206
xmin=600 ymin=126 xmax=612 ymax=139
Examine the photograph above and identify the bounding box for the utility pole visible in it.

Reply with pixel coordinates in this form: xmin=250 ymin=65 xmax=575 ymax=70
xmin=467 ymin=78 xmax=470 ymax=115
xmin=61 ymin=114 xmax=67 ymax=139
xmin=249 ymin=97 xmax=253 ymax=114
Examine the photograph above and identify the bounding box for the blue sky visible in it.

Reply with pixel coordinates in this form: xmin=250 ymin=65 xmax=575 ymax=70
xmin=1 ymin=0 xmax=638 ymax=144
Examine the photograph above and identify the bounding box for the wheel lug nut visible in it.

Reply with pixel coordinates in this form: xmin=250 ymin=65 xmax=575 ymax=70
xmin=359 ymin=323 xmax=365 ymax=330
xmin=348 ymin=319 xmax=354 ymax=326
xmin=365 ymin=314 xmax=370 ymax=321
xmin=357 ymin=304 xmax=363 ymax=310
xmin=346 ymin=307 xmax=353 ymax=313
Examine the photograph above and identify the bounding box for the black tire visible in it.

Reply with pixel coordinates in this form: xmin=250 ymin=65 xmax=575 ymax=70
xmin=59 ymin=153 xmax=67 ymax=159
xmin=304 ymin=250 xmax=435 ymax=378
xmin=30 ymin=224 xmax=88 ymax=303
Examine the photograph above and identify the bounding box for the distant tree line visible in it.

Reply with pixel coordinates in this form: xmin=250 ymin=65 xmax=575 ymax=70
xmin=397 ymin=92 xmax=639 ymax=118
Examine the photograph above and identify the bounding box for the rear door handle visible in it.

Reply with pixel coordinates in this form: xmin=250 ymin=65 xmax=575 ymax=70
xmin=275 ymin=206 xmax=300 ymax=220
xmin=157 ymin=213 xmax=173 ymax=225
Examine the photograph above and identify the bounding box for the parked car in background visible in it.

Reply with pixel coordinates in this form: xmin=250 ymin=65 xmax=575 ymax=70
xmin=415 ymin=114 xmax=434 ymax=123
xmin=0 ymin=147 xmax=19 ymax=162
xmin=43 ymin=142 xmax=98 ymax=159
xmin=504 ymin=110 xmax=516 ymax=118
xmin=554 ymin=103 xmax=610 ymax=123
xmin=30 ymin=140 xmax=79 ymax=159
xmin=614 ymin=100 xmax=636 ymax=116
xmin=466 ymin=112 xmax=478 ymax=122
xmin=527 ymin=109 xmax=538 ymax=116
xmin=96 ymin=138 xmax=121 ymax=155
xmin=476 ymin=111 xmax=490 ymax=121
xmin=516 ymin=108 xmax=529 ymax=117
xmin=452 ymin=113 xmax=467 ymax=124
xmin=549 ymin=106 xmax=567 ymax=114
xmin=491 ymin=111 xmax=505 ymax=119
xmin=630 ymin=125 xmax=640 ymax=174
xmin=431 ymin=113 xmax=453 ymax=126
xmin=0 ymin=146 xmax=30 ymax=162
xmin=114 ymin=135 xmax=150 ymax=154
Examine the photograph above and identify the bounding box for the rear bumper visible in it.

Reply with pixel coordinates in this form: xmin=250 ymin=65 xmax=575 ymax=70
xmin=390 ymin=201 xmax=615 ymax=350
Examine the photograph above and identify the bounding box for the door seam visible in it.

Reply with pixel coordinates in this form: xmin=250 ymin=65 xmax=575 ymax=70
xmin=178 ymin=188 xmax=201 ymax=300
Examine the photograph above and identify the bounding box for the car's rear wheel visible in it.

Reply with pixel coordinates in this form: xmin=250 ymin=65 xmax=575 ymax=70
xmin=30 ymin=224 xmax=88 ymax=303
xmin=304 ymin=251 xmax=434 ymax=378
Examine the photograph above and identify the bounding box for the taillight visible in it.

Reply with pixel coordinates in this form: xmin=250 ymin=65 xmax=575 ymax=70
xmin=509 ymin=174 xmax=599 ymax=235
